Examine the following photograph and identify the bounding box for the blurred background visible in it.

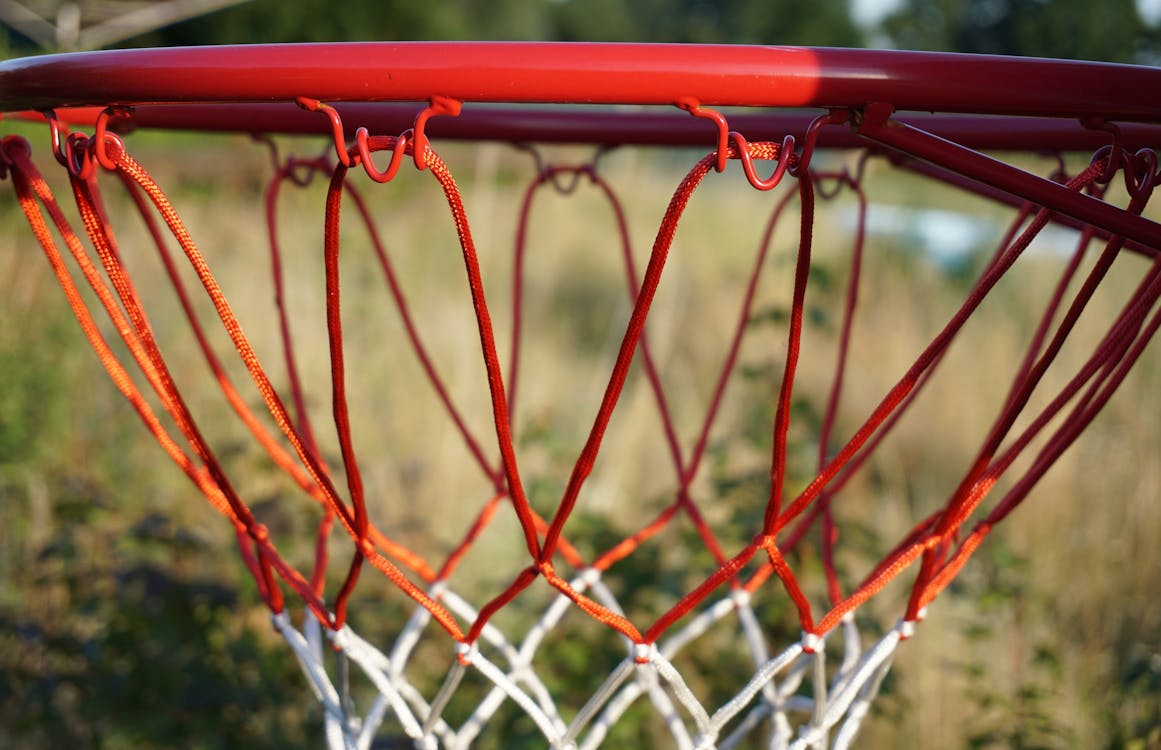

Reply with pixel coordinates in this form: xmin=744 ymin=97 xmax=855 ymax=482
xmin=0 ymin=0 xmax=1159 ymax=59
xmin=1 ymin=2 xmax=1160 ymax=749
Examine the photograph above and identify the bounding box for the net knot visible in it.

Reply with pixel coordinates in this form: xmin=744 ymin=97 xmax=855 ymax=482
xmin=730 ymin=588 xmax=752 ymax=609
xmin=897 ymin=609 xmax=926 ymax=640
xmin=330 ymin=623 xmax=352 ymax=651
xmin=801 ymin=631 xmax=824 ymax=654
xmin=536 ymin=559 xmax=558 ymax=580
xmin=455 ymin=640 xmax=478 ymax=666
xmin=753 ymin=532 xmax=777 ymax=550
xmin=270 ymin=610 xmax=291 ymax=632
xmin=579 ymin=567 xmax=602 ymax=588
xmin=632 ymin=642 xmax=656 ymax=665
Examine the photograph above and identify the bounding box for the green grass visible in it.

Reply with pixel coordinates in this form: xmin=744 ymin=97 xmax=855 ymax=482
xmin=1 ymin=127 xmax=1159 ymax=748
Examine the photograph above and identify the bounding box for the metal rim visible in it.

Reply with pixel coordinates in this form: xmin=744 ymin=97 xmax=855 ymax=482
xmin=3 ymin=42 xmax=1161 ymax=121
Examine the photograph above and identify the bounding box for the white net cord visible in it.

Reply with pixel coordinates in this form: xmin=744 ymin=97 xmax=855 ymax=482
xmin=272 ymin=581 xmax=913 ymax=749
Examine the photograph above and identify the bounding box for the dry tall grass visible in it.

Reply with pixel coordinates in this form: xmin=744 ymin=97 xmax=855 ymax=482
xmin=2 ymin=124 xmax=1158 ymax=747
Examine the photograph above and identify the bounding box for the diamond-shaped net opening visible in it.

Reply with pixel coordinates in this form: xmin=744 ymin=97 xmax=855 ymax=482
xmin=3 ymin=46 xmax=1160 ymax=749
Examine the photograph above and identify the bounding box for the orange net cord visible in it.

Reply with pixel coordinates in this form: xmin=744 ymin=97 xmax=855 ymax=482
xmin=5 ymin=112 xmax=1158 ymax=664
xmin=2 ymin=133 xmax=464 ymax=638
xmin=110 ymin=138 xmax=465 ymax=637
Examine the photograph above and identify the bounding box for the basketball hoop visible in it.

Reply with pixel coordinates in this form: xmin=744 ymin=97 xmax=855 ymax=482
xmin=2 ymin=43 xmax=1159 ymax=749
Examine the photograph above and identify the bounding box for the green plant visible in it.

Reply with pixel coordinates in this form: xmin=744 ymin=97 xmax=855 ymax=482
xmin=953 ymin=541 xmax=1072 ymax=750
xmin=0 ymin=497 xmax=312 ymax=749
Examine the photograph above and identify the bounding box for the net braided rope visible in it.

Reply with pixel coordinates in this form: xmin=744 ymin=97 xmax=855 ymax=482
xmin=2 ymin=105 xmax=1159 ymax=749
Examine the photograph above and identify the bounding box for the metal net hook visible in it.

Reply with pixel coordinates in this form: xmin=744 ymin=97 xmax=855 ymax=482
xmin=790 ymin=109 xmax=850 ymax=178
xmin=355 ymin=129 xmax=412 ymax=183
xmin=1082 ymin=117 xmax=1126 ymax=186
xmin=1125 ymin=148 xmax=1158 ymax=201
xmin=251 ymin=133 xmax=283 ymax=175
xmin=411 ymin=95 xmax=462 ymax=171
xmin=58 ymin=130 xmax=99 ymax=180
xmin=43 ymin=107 xmax=130 ymax=179
xmin=93 ymin=106 xmax=133 ymax=171
xmin=44 ymin=109 xmax=71 ymax=169
xmin=296 ymin=97 xmax=354 ymax=169
xmin=677 ymin=97 xmax=730 ymax=173
xmin=729 ymin=130 xmax=798 ymax=191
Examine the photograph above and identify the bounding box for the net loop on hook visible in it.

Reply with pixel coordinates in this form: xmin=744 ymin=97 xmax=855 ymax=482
xmin=44 ymin=109 xmax=70 ymax=169
xmin=1082 ymin=117 xmax=1160 ymax=197
xmin=1084 ymin=116 xmax=1127 ymax=186
xmin=42 ymin=107 xmax=128 ymax=180
xmin=45 ymin=110 xmax=93 ymax=178
xmin=1087 ymin=140 xmax=1159 ymax=203
xmin=678 ymin=99 xmax=848 ymax=190
xmin=298 ymin=95 xmax=462 ymax=182
xmin=354 ymin=129 xmax=411 ymax=183
xmin=93 ymin=106 xmax=133 ymax=171
xmin=730 ymin=131 xmax=798 ymax=191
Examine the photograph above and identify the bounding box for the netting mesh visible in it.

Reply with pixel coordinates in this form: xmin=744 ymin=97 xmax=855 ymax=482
xmin=2 ymin=104 xmax=1159 ymax=749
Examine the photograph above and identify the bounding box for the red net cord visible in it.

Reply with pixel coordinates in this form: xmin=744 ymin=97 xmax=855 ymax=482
xmin=5 ymin=118 xmax=1158 ymax=664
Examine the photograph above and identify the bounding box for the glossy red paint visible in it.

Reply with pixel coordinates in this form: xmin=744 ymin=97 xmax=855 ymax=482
xmin=2 ymin=43 xmax=1161 ymax=121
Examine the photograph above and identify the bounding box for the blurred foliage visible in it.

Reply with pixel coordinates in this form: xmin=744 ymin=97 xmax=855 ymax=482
xmin=0 ymin=492 xmax=312 ymax=748
xmin=0 ymin=308 xmax=69 ymax=467
xmin=52 ymin=0 xmax=863 ymax=49
xmin=955 ymin=537 xmax=1161 ymax=750
xmin=952 ymin=540 xmax=1073 ymax=750
xmin=0 ymin=204 xmax=311 ymax=746
xmin=3 ymin=3 xmax=1161 ymax=738
xmin=882 ymin=0 xmax=1161 ymax=63
xmin=2 ymin=0 xmax=1159 ymax=63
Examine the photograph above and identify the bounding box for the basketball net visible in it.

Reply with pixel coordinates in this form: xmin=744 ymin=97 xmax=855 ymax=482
xmin=3 ymin=46 xmax=1160 ymax=749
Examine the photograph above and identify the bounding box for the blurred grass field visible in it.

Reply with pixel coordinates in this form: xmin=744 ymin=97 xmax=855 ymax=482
xmin=1 ymin=122 xmax=1159 ymax=748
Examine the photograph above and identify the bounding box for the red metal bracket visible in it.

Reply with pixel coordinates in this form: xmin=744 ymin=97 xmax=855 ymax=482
xmin=856 ymin=102 xmax=1161 ymax=253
